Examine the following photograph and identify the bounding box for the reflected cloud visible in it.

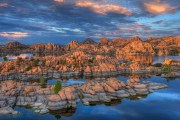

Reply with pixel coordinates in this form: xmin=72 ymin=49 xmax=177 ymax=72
xmin=145 ymin=92 xmax=180 ymax=101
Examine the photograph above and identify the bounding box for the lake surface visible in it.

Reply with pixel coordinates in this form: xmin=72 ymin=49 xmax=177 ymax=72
xmin=0 ymin=75 xmax=180 ymax=120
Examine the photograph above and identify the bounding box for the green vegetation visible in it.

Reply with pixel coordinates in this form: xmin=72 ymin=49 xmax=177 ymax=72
xmin=25 ymin=65 xmax=32 ymax=71
xmin=60 ymin=59 xmax=66 ymax=65
xmin=73 ymin=63 xmax=79 ymax=68
xmin=162 ymin=64 xmax=171 ymax=74
xmin=154 ymin=49 xmax=159 ymax=55
xmin=16 ymin=57 xmax=23 ymax=66
xmin=169 ymin=49 xmax=179 ymax=55
xmin=3 ymin=56 xmax=8 ymax=61
xmin=88 ymin=59 xmax=94 ymax=63
xmin=32 ymin=59 xmax=40 ymax=67
xmin=39 ymin=76 xmax=46 ymax=86
xmin=54 ymin=81 xmax=62 ymax=94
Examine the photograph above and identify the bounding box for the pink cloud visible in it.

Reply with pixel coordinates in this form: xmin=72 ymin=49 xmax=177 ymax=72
xmin=54 ymin=0 xmax=64 ymax=3
xmin=75 ymin=1 xmax=132 ymax=16
xmin=0 ymin=32 xmax=29 ymax=39
xmin=143 ymin=0 xmax=178 ymax=14
xmin=0 ymin=3 xmax=8 ymax=7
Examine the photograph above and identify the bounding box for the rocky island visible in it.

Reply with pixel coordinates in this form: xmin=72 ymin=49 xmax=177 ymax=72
xmin=0 ymin=77 xmax=168 ymax=114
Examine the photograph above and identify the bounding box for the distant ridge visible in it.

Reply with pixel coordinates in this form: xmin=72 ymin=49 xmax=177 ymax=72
xmin=0 ymin=36 xmax=179 ymax=56
xmin=81 ymin=38 xmax=96 ymax=44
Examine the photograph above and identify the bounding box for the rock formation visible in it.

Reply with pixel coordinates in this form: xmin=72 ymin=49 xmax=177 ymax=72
xmin=81 ymin=38 xmax=96 ymax=44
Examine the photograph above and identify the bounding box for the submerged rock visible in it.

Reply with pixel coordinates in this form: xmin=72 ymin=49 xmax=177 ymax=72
xmin=0 ymin=107 xmax=18 ymax=114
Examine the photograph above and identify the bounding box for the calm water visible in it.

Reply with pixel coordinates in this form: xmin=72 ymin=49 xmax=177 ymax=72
xmin=0 ymin=75 xmax=180 ymax=120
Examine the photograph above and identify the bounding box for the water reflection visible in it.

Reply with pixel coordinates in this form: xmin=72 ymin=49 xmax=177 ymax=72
xmin=0 ymin=75 xmax=180 ymax=120
xmin=153 ymin=56 xmax=180 ymax=64
xmin=49 ymin=107 xmax=76 ymax=118
xmin=117 ymin=54 xmax=153 ymax=65
xmin=116 ymin=55 xmax=180 ymax=65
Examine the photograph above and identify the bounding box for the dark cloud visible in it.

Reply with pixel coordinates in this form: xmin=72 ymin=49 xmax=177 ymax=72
xmin=152 ymin=20 xmax=164 ymax=24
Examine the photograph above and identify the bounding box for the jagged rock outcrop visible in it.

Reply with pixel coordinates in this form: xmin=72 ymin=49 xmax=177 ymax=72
xmin=116 ymin=37 xmax=155 ymax=55
xmin=30 ymin=43 xmax=64 ymax=53
xmin=99 ymin=37 xmax=109 ymax=45
xmin=0 ymin=36 xmax=179 ymax=57
xmin=111 ymin=38 xmax=127 ymax=47
xmin=66 ymin=40 xmax=79 ymax=51
xmin=148 ymin=36 xmax=180 ymax=56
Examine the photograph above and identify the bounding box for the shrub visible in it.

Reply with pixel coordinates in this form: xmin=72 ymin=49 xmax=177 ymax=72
xmin=88 ymin=59 xmax=93 ymax=63
xmin=3 ymin=56 xmax=8 ymax=61
xmin=16 ymin=57 xmax=23 ymax=66
xmin=54 ymin=81 xmax=62 ymax=94
xmin=169 ymin=49 xmax=179 ymax=55
xmin=162 ymin=64 xmax=171 ymax=74
xmin=25 ymin=65 xmax=32 ymax=71
xmin=39 ymin=76 xmax=45 ymax=85
xmin=33 ymin=59 xmax=40 ymax=67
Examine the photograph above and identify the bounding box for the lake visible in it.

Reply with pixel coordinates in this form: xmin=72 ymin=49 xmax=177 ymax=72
xmin=0 ymin=75 xmax=180 ymax=120
xmin=0 ymin=55 xmax=179 ymax=120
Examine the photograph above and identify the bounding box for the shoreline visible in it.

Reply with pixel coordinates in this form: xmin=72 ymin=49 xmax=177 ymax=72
xmin=0 ymin=78 xmax=168 ymax=114
xmin=0 ymin=68 xmax=161 ymax=81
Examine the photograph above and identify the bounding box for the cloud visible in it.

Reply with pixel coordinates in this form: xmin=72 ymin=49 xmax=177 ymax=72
xmin=0 ymin=32 xmax=29 ymax=39
xmin=104 ymin=22 xmax=152 ymax=38
xmin=0 ymin=2 xmax=8 ymax=7
xmin=143 ymin=0 xmax=179 ymax=14
xmin=75 ymin=1 xmax=132 ymax=16
xmin=54 ymin=0 xmax=64 ymax=3
xmin=152 ymin=20 xmax=164 ymax=24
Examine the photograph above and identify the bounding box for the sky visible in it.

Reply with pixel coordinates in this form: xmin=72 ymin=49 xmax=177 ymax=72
xmin=0 ymin=0 xmax=180 ymax=45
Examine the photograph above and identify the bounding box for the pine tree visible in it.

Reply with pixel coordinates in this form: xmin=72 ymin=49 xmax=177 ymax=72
xmin=54 ymin=81 xmax=62 ymax=94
